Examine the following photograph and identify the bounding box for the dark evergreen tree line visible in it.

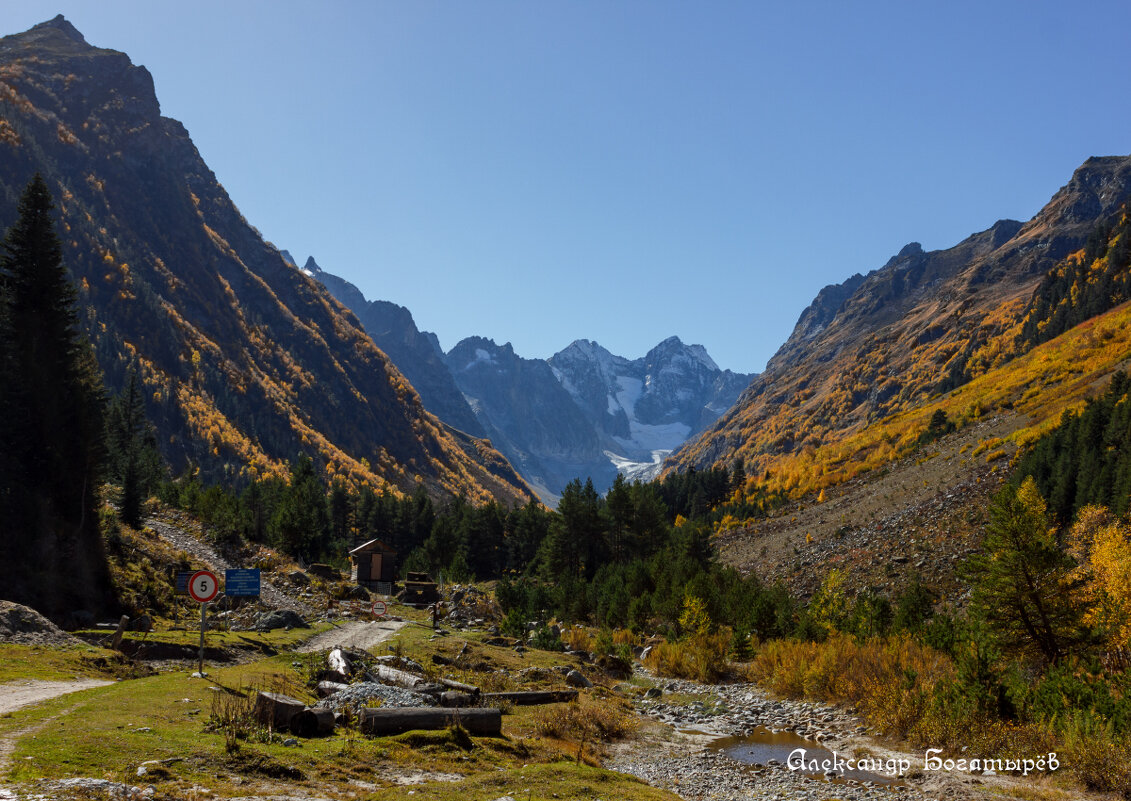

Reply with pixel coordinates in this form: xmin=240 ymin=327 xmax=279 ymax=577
xmin=1020 ymin=207 xmax=1131 ymax=349
xmin=1012 ymin=371 xmax=1131 ymax=524
xmin=168 ymin=462 xmax=557 ymax=575
xmin=0 ymin=175 xmax=114 ymax=617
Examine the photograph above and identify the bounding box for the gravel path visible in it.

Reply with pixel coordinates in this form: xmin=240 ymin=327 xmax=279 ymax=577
xmin=0 ymin=679 xmax=113 ymax=715
xmin=295 ymin=619 xmax=406 ymax=653
xmin=146 ymin=517 xmax=314 ymax=617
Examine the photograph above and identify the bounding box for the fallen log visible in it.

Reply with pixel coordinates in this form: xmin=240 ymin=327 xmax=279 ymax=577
xmin=358 ymin=707 xmax=502 ymax=736
xmin=290 ymin=707 xmax=336 ymax=737
xmin=440 ymin=678 xmax=480 ymax=696
xmin=371 ymin=664 xmax=428 ymax=689
xmin=481 ymin=690 xmax=578 ymax=706
xmin=440 ymin=691 xmax=475 ymax=707
xmin=253 ymin=691 xmax=306 ymax=730
xmin=316 ymin=680 xmax=349 ymax=698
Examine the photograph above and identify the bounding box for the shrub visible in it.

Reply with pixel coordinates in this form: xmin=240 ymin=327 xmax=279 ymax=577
xmin=1057 ymin=710 xmax=1131 ymax=792
xmin=644 ymin=630 xmax=731 ymax=683
xmin=532 ymin=697 xmax=638 ymax=743
xmin=531 ymin=623 xmax=564 ymax=652
xmin=500 ymin=608 xmax=526 ymax=640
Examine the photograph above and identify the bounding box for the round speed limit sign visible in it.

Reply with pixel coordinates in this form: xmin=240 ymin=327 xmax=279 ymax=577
xmin=188 ymin=570 xmax=219 ymax=603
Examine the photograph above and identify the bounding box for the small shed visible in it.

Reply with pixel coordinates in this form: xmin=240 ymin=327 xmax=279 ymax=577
xmin=348 ymin=538 xmax=397 ymax=588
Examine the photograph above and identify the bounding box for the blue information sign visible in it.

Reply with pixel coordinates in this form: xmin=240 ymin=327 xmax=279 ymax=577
xmin=225 ymin=568 xmax=261 ymax=597
xmin=175 ymin=570 xmax=195 ymax=595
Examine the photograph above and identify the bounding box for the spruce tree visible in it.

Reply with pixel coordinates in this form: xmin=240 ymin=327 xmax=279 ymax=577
xmin=0 ymin=174 xmax=110 ymax=614
xmin=105 ymin=369 xmax=165 ymax=529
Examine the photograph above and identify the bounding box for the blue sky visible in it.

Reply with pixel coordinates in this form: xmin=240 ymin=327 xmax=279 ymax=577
xmin=7 ymin=2 xmax=1131 ymax=374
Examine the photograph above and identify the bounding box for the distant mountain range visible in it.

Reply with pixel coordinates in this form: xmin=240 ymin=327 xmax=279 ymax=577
xmin=301 ymin=258 xmax=752 ymax=503
xmin=0 ymin=16 xmax=531 ymax=505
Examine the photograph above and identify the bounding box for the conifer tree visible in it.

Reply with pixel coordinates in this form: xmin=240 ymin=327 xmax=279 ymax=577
xmin=964 ymin=478 xmax=1085 ymax=664
xmin=0 ymin=174 xmax=110 ymax=614
xmin=106 ymin=369 xmax=163 ymax=529
xmin=269 ymin=454 xmax=330 ymax=562
xmin=731 ymin=458 xmax=747 ymax=494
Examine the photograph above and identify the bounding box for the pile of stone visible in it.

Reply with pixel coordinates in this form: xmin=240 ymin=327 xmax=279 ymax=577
xmin=442 ymin=584 xmax=499 ymax=628
xmin=314 ymin=682 xmax=436 ymax=716
xmin=0 ymin=601 xmax=82 ymax=646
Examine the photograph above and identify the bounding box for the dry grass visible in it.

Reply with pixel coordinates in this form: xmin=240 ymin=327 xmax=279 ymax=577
xmin=643 ymin=632 xmax=731 ymax=684
xmin=563 ymin=627 xmax=594 ymax=653
xmin=744 ymin=633 xmax=1131 ymax=794
xmin=532 ymin=697 xmax=639 ymax=745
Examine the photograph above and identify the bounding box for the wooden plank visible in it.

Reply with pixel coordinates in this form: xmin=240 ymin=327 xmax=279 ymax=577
xmin=373 ymin=664 xmax=428 ymax=689
xmin=440 ymin=678 xmax=480 ymax=695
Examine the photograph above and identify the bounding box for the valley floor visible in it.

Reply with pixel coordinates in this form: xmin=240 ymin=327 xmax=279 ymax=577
xmin=0 ymin=643 xmax=1098 ymax=801
xmin=612 ymin=671 xmax=1083 ymax=801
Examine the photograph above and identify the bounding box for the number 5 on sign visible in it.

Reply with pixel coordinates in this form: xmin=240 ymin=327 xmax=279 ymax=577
xmin=188 ymin=570 xmax=219 ymax=603
xmin=188 ymin=569 xmax=219 ymax=676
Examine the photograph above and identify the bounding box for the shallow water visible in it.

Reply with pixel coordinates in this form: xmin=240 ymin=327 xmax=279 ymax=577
xmin=710 ymin=726 xmax=904 ymax=787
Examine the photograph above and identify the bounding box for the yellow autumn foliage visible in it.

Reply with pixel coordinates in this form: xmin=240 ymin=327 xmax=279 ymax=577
xmin=1069 ymin=506 xmax=1131 ymax=657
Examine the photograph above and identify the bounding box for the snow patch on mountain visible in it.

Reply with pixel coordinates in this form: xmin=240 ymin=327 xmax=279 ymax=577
xmin=612 ymin=421 xmax=691 ymax=454
xmin=546 ymin=335 xmax=753 ymax=489
xmin=605 ymin=449 xmax=672 ymax=483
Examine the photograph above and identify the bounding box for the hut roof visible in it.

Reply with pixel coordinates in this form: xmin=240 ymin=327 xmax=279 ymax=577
xmin=348 ymin=538 xmax=397 ymax=556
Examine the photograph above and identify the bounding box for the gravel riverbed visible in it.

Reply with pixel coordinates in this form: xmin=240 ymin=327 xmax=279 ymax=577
xmin=608 ymin=673 xmax=1060 ymax=801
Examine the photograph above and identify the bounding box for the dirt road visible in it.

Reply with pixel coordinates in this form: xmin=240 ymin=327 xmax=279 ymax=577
xmin=0 ymin=679 xmax=113 ymax=716
xmin=295 ymin=619 xmax=407 ymax=653
xmin=0 ymin=679 xmax=114 ymax=782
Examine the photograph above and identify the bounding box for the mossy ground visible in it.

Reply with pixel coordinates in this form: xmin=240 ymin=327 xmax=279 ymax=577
xmin=1 ymin=615 xmax=678 ymax=801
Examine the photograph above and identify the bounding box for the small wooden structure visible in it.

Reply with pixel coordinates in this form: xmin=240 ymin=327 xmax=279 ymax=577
xmin=402 ymin=571 xmax=440 ymax=605
xmin=348 ymin=538 xmax=397 ymax=589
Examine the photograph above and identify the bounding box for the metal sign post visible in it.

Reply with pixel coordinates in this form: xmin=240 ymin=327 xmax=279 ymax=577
xmin=187 ymin=569 xmax=219 ymax=676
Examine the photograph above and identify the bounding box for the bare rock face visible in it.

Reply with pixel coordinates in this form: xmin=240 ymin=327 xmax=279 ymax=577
xmin=310 ymin=260 xmax=487 ymax=439
xmin=443 ymin=334 xmax=752 ymax=503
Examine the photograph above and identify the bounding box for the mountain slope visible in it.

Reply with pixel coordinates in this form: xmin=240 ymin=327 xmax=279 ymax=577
xmin=671 ymin=155 xmax=1131 ymax=492
xmin=0 ymin=16 xmax=531 ymax=505
xmin=446 ymin=337 xmax=610 ymax=502
xmin=300 ymin=256 xmax=486 ymax=438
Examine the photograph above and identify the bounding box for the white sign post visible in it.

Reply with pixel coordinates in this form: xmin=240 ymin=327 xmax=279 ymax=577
xmin=188 ymin=569 xmax=219 ymax=676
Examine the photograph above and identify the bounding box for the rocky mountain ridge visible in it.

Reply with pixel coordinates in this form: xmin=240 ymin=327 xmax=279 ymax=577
xmin=297 ymin=256 xmax=486 ymax=438
xmin=448 ymin=333 xmax=752 ymax=502
xmin=671 ymin=154 xmax=1131 ymax=483
xmin=0 ymin=16 xmax=531 ymax=505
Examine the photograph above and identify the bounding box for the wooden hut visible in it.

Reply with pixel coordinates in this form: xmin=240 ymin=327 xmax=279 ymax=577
xmin=348 ymin=538 xmax=397 ymax=589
